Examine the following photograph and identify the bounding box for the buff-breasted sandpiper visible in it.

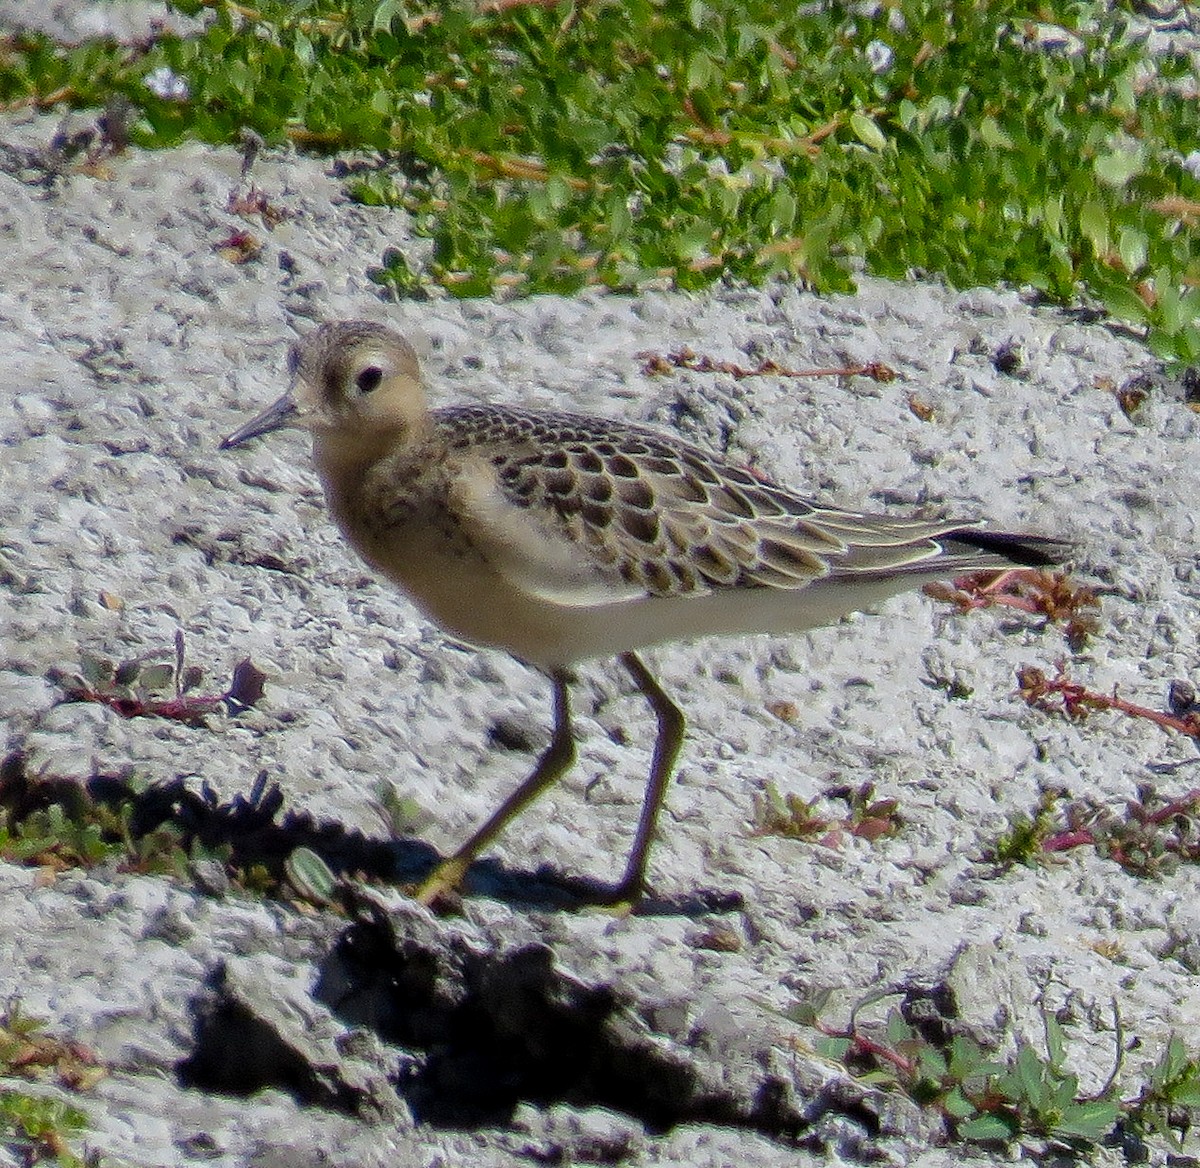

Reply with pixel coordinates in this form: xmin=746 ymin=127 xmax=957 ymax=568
xmin=222 ymin=320 xmax=1069 ymax=907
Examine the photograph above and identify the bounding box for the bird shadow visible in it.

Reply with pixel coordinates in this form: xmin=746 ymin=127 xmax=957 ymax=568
xmin=0 ymin=751 xmax=740 ymax=916
xmin=442 ymin=855 xmax=743 ymax=916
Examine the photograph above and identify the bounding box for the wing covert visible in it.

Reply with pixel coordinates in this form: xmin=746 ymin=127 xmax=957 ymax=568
xmin=436 ymin=405 xmax=849 ymax=602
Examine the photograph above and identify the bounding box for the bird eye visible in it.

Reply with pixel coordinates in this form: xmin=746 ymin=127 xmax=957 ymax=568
xmin=355 ymin=366 xmax=384 ymax=394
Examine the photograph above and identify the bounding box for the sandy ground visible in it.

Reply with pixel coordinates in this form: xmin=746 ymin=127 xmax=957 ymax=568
xmin=3 ymin=6 xmax=1200 ymax=1167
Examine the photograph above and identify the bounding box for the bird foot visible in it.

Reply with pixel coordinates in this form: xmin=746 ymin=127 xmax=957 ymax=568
xmin=412 ymin=856 xmax=471 ymax=909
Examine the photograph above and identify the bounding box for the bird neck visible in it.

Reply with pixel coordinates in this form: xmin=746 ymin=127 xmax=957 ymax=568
xmin=310 ymin=418 xmax=425 ymax=483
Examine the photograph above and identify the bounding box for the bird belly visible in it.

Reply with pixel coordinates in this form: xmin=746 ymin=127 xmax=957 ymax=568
xmin=347 ymin=518 xmax=949 ymax=670
xmin=340 ymin=515 xmax=583 ymax=664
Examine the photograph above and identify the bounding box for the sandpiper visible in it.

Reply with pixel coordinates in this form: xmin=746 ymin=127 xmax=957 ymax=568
xmin=222 ymin=320 xmax=1068 ymax=906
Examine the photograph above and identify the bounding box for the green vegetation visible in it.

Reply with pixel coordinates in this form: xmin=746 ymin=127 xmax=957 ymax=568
xmin=987 ymin=783 xmax=1200 ymax=875
xmin=1128 ymin=1033 xmax=1200 ymax=1151
xmin=987 ymin=787 xmax=1064 ymax=866
xmin=0 ymin=0 xmax=1196 ymax=357
xmin=0 ymin=791 xmax=200 ymax=879
xmin=1 ymin=1001 xmax=102 ymax=1167
xmin=0 ymin=1093 xmax=91 ymax=1167
xmin=792 ymin=990 xmax=1200 ymax=1153
xmin=751 ymin=779 xmax=900 ymax=844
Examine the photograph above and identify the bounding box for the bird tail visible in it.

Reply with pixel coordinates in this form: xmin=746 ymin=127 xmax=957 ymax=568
xmin=937 ymin=530 xmax=1072 ymax=570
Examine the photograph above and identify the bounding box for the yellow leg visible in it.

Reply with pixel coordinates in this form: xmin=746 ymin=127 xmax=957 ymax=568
xmin=414 ymin=671 xmax=575 ymax=905
xmin=601 ymin=651 xmax=686 ymax=907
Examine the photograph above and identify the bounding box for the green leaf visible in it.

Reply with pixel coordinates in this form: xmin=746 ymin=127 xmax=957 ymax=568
xmin=1094 ymin=144 xmax=1145 ymax=188
xmin=1044 ymin=1013 xmax=1066 ymax=1071
xmin=139 ymin=663 xmax=176 ymax=693
xmin=849 ymin=111 xmax=886 ymax=151
xmin=916 ymin=1045 xmax=948 ymax=1080
xmin=978 ymin=115 xmax=1013 ymax=150
xmin=292 ymin=29 xmax=314 ymax=68
xmin=943 ymin=1087 xmax=977 ymax=1119
xmin=1098 ymin=280 xmax=1150 ymax=325
xmin=607 ymin=192 xmax=632 ymax=240
xmin=369 ymin=85 xmax=391 ymax=115
xmin=686 ymin=51 xmax=715 ymax=92
xmin=769 ymin=187 xmax=796 ymax=232
xmin=884 ymin=1011 xmax=913 ymax=1045
xmin=858 ymin=1068 xmax=902 ymax=1087
xmin=372 ymin=0 xmax=405 ymax=33
xmin=947 ymin=1035 xmax=986 ymax=1076
xmin=815 ymin=1036 xmax=852 ymax=1060
xmin=1170 ymin=1079 xmax=1200 ymax=1108
xmin=917 ymin=94 xmax=952 ymax=131
xmin=1079 ymin=201 xmax=1110 ymax=258
xmin=1014 ymin=1043 xmax=1046 ymax=1105
xmin=1154 ymin=1035 xmax=1189 ymax=1087
xmin=959 ymin=1114 xmax=1016 ymax=1142
xmin=1052 ymin=1100 xmax=1121 ymax=1141
xmin=545 ymin=174 xmax=572 ymax=211
xmin=285 ymin=846 xmax=337 ymax=904
xmin=1118 ymin=226 xmax=1148 ymax=274
xmin=785 ymin=987 xmax=834 ymax=1027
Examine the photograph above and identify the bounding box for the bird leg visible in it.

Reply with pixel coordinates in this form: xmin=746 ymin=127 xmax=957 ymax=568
xmin=602 ymin=651 xmax=687 ymax=906
xmin=414 ymin=670 xmax=576 ymax=905
xmin=415 ymin=654 xmax=684 ymax=908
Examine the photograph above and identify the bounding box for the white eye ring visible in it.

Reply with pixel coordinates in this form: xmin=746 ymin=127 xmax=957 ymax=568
xmin=355 ymin=366 xmax=384 ymax=394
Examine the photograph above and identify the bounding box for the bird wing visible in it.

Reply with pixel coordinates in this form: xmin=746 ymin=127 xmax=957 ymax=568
xmin=435 ymin=405 xmax=1010 ymax=609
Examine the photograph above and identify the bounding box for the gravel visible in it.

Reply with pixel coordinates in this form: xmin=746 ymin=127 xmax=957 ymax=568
xmin=2 ymin=7 xmax=1200 ymax=1166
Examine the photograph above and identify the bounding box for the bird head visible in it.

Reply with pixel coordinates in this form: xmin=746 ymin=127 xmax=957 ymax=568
xmin=221 ymin=320 xmax=425 ymax=455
